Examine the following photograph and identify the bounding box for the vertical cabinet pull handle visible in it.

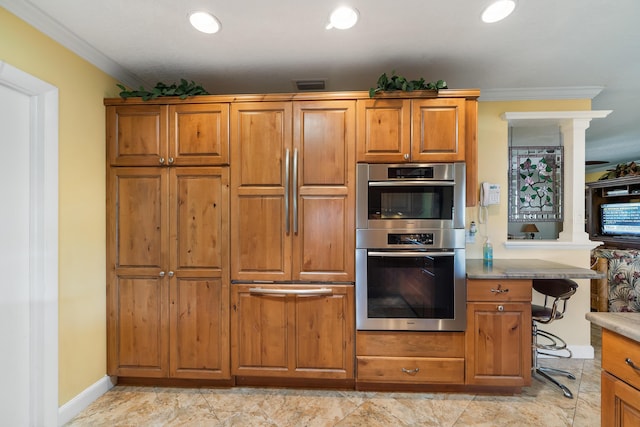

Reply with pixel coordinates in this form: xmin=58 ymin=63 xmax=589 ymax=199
xmin=284 ymin=149 xmax=290 ymax=234
xmin=293 ymin=149 xmax=299 ymax=234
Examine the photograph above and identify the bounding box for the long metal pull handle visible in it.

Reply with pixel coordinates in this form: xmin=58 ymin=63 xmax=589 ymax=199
xmin=293 ymin=149 xmax=299 ymax=234
xmin=368 ymin=251 xmax=455 ymax=257
xmin=369 ymin=180 xmax=455 ymax=187
xmin=626 ymin=358 xmax=640 ymax=371
xmin=249 ymin=287 xmax=333 ymax=296
xmin=284 ymin=149 xmax=290 ymax=234
xmin=401 ymin=367 xmax=420 ymax=375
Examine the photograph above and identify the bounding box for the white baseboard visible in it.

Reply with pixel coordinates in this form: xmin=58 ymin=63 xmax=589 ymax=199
xmin=58 ymin=375 xmax=115 ymax=426
xmin=538 ymin=344 xmax=594 ymax=359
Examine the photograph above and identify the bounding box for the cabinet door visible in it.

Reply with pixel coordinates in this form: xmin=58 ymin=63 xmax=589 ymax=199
xmin=231 ymin=284 xmax=355 ymax=379
xmin=465 ymin=302 xmax=532 ymax=386
xmin=293 ymin=101 xmax=356 ymax=282
xmin=411 ymin=98 xmax=466 ymax=162
xmin=231 ymin=284 xmax=289 ymax=377
xmin=169 ymin=104 xmax=229 ymax=166
xmin=293 ymin=285 xmax=354 ymax=379
xmin=169 ymin=167 xmax=230 ymax=379
xmin=107 ymin=167 xmax=169 ymax=377
xmin=602 ymin=371 xmax=640 ymax=427
xmin=107 ymin=105 xmax=168 ymax=166
xmin=230 ymin=102 xmax=293 ymax=281
xmin=356 ymin=99 xmax=411 ymax=163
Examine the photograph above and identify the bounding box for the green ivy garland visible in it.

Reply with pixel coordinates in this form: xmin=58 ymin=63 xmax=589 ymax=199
xmin=117 ymin=79 xmax=209 ymax=101
xmin=369 ymin=71 xmax=447 ymax=98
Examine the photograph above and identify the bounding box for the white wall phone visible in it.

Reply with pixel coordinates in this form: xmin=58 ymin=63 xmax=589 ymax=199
xmin=480 ymin=182 xmax=501 ymax=206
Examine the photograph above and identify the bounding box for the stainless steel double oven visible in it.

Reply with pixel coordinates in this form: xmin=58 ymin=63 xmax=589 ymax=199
xmin=355 ymin=163 xmax=466 ymax=331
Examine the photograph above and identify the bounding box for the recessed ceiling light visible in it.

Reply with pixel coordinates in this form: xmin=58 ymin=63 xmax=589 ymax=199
xmin=326 ymin=6 xmax=359 ymax=30
xmin=189 ymin=11 xmax=221 ymax=34
xmin=481 ymin=0 xmax=516 ymax=23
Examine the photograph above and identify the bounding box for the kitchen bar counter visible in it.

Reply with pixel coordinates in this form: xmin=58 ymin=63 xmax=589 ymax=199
xmin=466 ymin=258 xmax=603 ymax=280
xmin=585 ymin=312 xmax=640 ymax=342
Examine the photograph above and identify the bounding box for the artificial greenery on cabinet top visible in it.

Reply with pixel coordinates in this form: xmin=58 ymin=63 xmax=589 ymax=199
xmin=369 ymin=71 xmax=448 ymax=97
xmin=117 ymin=79 xmax=209 ymax=101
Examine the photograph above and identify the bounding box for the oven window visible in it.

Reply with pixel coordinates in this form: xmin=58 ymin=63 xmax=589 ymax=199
xmin=368 ymin=185 xmax=453 ymax=220
xmin=366 ymin=253 xmax=454 ymax=319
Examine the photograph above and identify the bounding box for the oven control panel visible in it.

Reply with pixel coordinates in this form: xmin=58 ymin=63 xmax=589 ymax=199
xmin=387 ymin=233 xmax=434 ymax=245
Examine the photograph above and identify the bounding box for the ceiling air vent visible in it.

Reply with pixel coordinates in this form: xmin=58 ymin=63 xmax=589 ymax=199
xmin=293 ymin=79 xmax=327 ymax=91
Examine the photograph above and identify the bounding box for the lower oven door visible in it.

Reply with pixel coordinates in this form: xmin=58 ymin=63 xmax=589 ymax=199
xmin=355 ymin=248 xmax=466 ymax=331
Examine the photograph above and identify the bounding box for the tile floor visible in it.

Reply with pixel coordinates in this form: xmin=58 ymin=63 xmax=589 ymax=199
xmin=65 ymin=325 xmax=602 ymax=426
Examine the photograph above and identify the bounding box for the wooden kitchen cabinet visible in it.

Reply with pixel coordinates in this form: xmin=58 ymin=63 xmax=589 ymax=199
xmin=357 ymin=97 xmax=465 ymax=163
xmin=107 ymin=166 xmax=230 ymax=379
xmin=465 ymin=279 xmax=532 ymax=387
xmin=356 ymin=331 xmax=465 ymax=386
xmin=601 ymin=329 xmax=640 ymax=426
xmin=356 ymin=93 xmax=478 ymax=206
xmin=230 ymin=100 xmax=355 ymax=282
xmin=107 ymin=103 xmax=229 ymax=166
xmin=230 ymin=284 xmax=355 ymax=379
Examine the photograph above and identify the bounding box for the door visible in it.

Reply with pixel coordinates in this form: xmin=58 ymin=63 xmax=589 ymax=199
xmin=169 ymin=103 xmax=229 ymax=165
xmin=169 ymin=167 xmax=230 ymax=379
xmin=293 ymin=100 xmax=356 ymax=282
xmin=412 ymin=98 xmax=466 ymax=162
xmin=107 ymin=167 xmax=170 ymax=377
xmin=230 ymin=102 xmax=293 ymax=281
xmin=466 ymin=302 xmax=531 ymax=386
xmin=0 ymin=65 xmax=59 ymax=426
xmin=356 ymin=98 xmax=411 ymax=162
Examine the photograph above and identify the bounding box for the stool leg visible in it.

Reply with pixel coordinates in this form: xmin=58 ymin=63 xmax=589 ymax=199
xmin=535 ymin=367 xmax=574 ymax=398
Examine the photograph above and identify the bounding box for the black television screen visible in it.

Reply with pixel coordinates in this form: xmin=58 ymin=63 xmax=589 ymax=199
xmin=601 ymin=202 xmax=640 ymax=237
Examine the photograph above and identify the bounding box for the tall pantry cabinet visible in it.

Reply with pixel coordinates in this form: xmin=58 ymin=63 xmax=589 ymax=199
xmin=229 ymin=100 xmax=356 ymax=379
xmin=106 ymin=102 xmax=231 ymax=379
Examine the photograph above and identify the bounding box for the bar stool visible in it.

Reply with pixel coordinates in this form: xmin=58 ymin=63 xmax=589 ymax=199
xmin=531 ymin=278 xmax=578 ymax=399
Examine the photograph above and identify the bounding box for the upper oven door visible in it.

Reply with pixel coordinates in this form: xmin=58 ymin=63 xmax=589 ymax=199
xmin=357 ymin=163 xmax=465 ymax=230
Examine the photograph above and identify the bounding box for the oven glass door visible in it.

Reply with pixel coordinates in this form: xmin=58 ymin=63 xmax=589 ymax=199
xmin=356 ymin=248 xmax=465 ymax=331
xmin=367 ymin=183 xmax=454 ymax=221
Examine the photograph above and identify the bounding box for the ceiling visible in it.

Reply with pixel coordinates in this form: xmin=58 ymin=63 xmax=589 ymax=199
xmin=3 ymin=0 xmax=639 ymax=174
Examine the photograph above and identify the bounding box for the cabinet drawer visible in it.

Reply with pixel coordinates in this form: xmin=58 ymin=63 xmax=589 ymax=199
xmin=602 ymin=329 xmax=640 ymax=390
xmin=357 ymin=356 xmax=464 ymax=384
xmin=356 ymin=331 xmax=464 ymax=357
xmin=467 ymin=279 xmax=532 ymax=302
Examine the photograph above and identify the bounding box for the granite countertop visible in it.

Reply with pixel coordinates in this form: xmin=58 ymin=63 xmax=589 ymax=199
xmin=586 ymin=312 xmax=640 ymax=342
xmin=466 ymin=259 xmax=604 ymax=280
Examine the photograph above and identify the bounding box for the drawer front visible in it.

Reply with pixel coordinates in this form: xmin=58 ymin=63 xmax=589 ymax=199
xmin=467 ymin=279 xmax=532 ymax=302
xmin=356 ymin=331 xmax=464 ymax=357
xmin=602 ymin=329 xmax=640 ymax=390
xmin=357 ymin=356 xmax=464 ymax=384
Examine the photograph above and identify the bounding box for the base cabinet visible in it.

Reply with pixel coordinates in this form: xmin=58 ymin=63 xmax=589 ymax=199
xmin=231 ymin=284 xmax=355 ymax=379
xmin=601 ymin=329 xmax=640 ymax=426
xmin=465 ymin=279 xmax=532 ymax=387
xmin=356 ymin=332 xmax=465 ymax=385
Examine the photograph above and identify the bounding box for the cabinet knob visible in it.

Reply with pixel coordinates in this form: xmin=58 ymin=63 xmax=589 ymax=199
xmin=497 ymin=305 xmax=504 ymax=312
xmin=159 ymin=271 xmax=165 ymax=277
xmin=159 ymin=157 xmax=165 ymax=164
xmin=168 ymin=157 xmax=174 ymax=164
xmin=168 ymin=271 xmax=174 ymax=277
xmin=403 ymin=153 xmax=410 ymax=160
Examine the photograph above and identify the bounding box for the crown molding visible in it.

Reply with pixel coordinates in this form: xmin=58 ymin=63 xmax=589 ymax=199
xmin=0 ymin=0 xmax=145 ymax=88
xmin=480 ymin=86 xmax=604 ymax=101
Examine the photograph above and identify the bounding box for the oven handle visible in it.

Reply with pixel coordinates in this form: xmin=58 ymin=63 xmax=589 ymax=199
xmin=368 ymin=180 xmax=455 ymax=187
xmin=367 ymin=251 xmax=455 ymax=257
xmin=249 ymin=287 xmax=333 ymax=296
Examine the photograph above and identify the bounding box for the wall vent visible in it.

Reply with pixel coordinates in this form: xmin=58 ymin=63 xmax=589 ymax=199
xmin=293 ymin=79 xmax=327 ymax=91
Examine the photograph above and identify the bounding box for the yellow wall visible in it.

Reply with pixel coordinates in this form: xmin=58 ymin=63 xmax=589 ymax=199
xmin=468 ymin=98 xmax=596 ymax=348
xmin=0 ymin=8 xmax=118 ymax=405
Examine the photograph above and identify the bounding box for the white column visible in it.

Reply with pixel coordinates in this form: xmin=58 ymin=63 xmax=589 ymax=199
xmin=558 ymin=119 xmax=592 ymax=243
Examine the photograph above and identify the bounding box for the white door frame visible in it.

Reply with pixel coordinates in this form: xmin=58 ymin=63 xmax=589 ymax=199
xmin=0 ymin=61 xmax=59 ymax=426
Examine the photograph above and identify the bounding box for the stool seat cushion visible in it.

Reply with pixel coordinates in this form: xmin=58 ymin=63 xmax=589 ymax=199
xmin=532 ymin=303 xmax=563 ymax=322
xmin=533 ymin=279 xmax=578 ymax=299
